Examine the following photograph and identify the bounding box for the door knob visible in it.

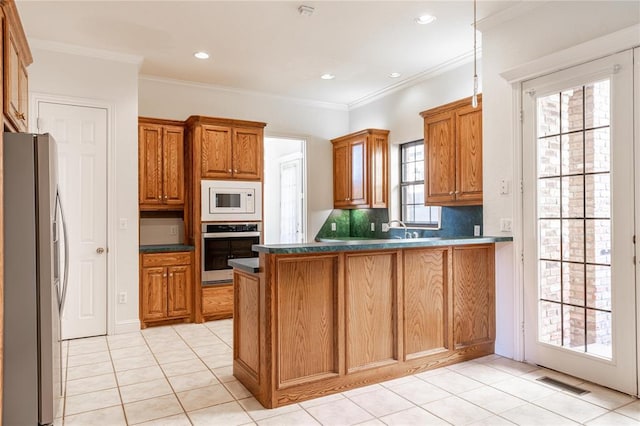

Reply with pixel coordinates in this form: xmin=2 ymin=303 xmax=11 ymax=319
xmin=96 ymin=247 xmax=105 ymax=254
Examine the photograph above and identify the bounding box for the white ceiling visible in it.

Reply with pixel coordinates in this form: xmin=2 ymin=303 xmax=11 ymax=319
xmin=16 ymin=0 xmax=519 ymax=107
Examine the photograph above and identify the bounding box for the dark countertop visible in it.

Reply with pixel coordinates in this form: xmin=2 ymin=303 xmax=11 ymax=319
xmin=228 ymin=258 xmax=260 ymax=274
xmin=139 ymin=244 xmax=196 ymax=254
xmin=252 ymin=236 xmax=513 ymax=254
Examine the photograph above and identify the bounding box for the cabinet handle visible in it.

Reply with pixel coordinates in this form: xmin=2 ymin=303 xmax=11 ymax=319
xmin=454 ymin=190 xmax=460 ymax=194
xmin=15 ymin=112 xmax=25 ymax=120
xmin=157 ymin=196 xmax=162 ymax=199
xmin=164 ymin=195 xmax=168 ymax=199
xmin=228 ymin=169 xmax=232 ymax=173
xmin=163 ymin=274 xmax=167 ymax=277
xmin=169 ymin=273 xmax=173 ymax=277
xmin=449 ymin=191 xmax=454 ymax=195
xmin=234 ymin=169 xmax=238 ymax=173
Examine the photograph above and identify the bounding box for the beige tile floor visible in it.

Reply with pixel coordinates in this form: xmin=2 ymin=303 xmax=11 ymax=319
xmin=57 ymin=320 xmax=640 ymax=425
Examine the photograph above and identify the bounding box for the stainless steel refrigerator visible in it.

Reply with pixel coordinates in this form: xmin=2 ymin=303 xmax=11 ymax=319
xmin=3 ymin=133 xmax=68 ymax=425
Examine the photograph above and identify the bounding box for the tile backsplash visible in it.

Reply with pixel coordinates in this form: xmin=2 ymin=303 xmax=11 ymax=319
xmin=315 ymin=206 xmax=483 ymax=240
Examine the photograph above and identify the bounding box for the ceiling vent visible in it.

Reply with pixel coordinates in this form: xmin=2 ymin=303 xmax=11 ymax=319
xmin=298 ymin=5 xmax=315 ymax=17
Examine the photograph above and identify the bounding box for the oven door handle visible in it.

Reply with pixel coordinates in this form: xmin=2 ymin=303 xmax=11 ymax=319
xmin=203 ymin=232 xmax=261 ymax=238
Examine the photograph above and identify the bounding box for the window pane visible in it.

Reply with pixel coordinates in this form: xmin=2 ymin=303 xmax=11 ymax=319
xmin=585 ymin=174 xmax=610 ymax=218
xmin=561 ymin=86 xmax=584 ymax=133
xmin=539 ymin=260 xmax=561 ymax=302
xmin=585 ymin=128 xmax=610 ymax=173
xmin=586 ymin=265 xmax=611 ymax=310
xmin=403 ymin=145 xmax=415 ymax=162
xmin=539 ymin=220 xmax=561 ymax=260
xmin=537 ymin=94 xmax=560 ymax=137
xmin=538 ymin=136 xmax=560 ymax=177
xmin=562 ymin=262 xmax=585 ymax=306
xmin=414 ymin=184 xmax=425 ymax=204
xmin=563 ymin=305 xmax=585 ymax=351
xmin=414 ymin=205 xmax=433 ymax=224
xmin=562 ymin=132 xmax=583 ymax=175
xmin=539 ymin=301 xmax=562 ymax=345
xmin=562 ymin=176 xmax=584 ymax=218
xmin=402 ymin=185 xmax=415 ymax=205
xmin=586 ymin=219 xmax=610 ymax=264
xmin=538 ymin=178 xmax=560 ymax=218
xmin=586 ymin=310 xmax=611 ymax=358
xmin=562 ymin=219 xmax=584 ymax=262
xmin=402 ymin=163 xmax=415 ymax=182
xmin=414 ymin=160 xmax=424 ymax=181
xmin=415 ymin=144 xmax=424 ymax=161
xmin=585 ymin=80 xmax=610 ymax=128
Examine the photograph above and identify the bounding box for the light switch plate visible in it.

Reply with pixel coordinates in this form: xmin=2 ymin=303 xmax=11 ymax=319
xmin=331 ymin=223 xmax=337 ymax=231
xmin=474 ymin=225 xmax=481 ymax=236
xmin=500 ymin=218 xmax=513 ymax=232
xmin=370 ymin=223 xmax=375 ymax=231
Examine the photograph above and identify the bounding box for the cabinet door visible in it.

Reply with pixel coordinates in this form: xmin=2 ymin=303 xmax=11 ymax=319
xmin=403 ymin=248 xmax=449 ymax=359
xmin=369 ymin=133 xmax=388 ymax=208
xmin=141 ymin=266 xmax=168 ymax=321
xmin=455 ymin=105 xmax=483 ymax=204
xmin=201 ymin=125 xmax=233 ymax=178
xmin=452 ymin=245 xmax=495 ymax=349
xmin=349 ymin=138 xmax=367 ymax=206
xmin=167 ymin=264 xmax=191 ymax=318
xmin=162 ymin=125 xmax=185 ymax=206
xmin=424 ymin=111 xmax=456 ymax=204
xmin=138 ymin=125 xmax=164 ymax=206
xmin=4 ymin=30 xmax=25 ymax=132
xmin=333 ymin=140 xmax=351 ymax=207
xmin=232 ymin=127 xmax=262 ymax=180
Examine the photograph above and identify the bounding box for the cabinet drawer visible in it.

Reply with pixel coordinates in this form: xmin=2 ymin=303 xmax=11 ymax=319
xmin=202 ymin=285 xmax=233 ymax=317
xmin=142 ymin=252 xmax=191 ymax=267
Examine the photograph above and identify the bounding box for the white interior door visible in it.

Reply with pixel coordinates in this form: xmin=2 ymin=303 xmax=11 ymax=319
xmin=37 ymin=101 xmax=108 ymax=340
xmin=280 ymin=156 xmax=304 ymax=244
xmin=523 ymin=50 xmax=636 ymax=394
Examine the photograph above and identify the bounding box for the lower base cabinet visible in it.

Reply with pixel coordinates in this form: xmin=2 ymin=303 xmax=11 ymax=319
xmin=233 ymin=244 xmax=496 ymax=408
xmin=202 ymin=284 xmax=234 ymax=320
xmin=140 ymin=251 xmax=193 ymax=328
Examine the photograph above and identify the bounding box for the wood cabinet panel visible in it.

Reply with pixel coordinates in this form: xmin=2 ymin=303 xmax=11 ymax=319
xmin=276 ymin=256 xmax=339 ymax=386
xmin=138 ymin=119 xmax=185 ymax=209
xmin=452 ymin=245 xmax=495 ymax=349
xmin=235 ymin=271 xmax=260 ymax=379
xmin=141 ymin=267 xmax=168 ymax=321
xmin=201 ymin=125 xmax=233 ymax=178
xmin=140 ymin=251 xmax=193 ymax=326
xmin=162 ymin=126 xmax=185 ymax=205
xmin=346 ymin=252 xmax=397 ymax=372
xmin=331 ymin=129 xmax=389 ymax=209
xmin=232 ymin=127 xmax=262 ymax=179
xmin=202 ymin=285 xmax=234 ymax=319
xmin=333 ymin=141 xmax=350 ymax=206
xmin=138 ymin=125 xmax=163 ymax=205
xmin=4 ymin=30 xmax=26 ymax=132
xmin=424 ymin=112 xmax=456 ymax=203
xmin=167 ymin=265 xmax=191 ymax=318
xmin=403 ymin=248 xmax=449 ymax=358
xmin=456 ymin=105 xmax=483 ymax=203
xmin=421 ymin=95 xmax=482 ymax=206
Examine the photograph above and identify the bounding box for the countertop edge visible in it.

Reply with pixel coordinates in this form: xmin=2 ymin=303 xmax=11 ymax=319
xmin=139 ymin=244 xmax=196 ymax=253
xmin=228 ymin=258 xmax=260 ymax=274
xmin=252 ymin=236 xmax=513 ymax=254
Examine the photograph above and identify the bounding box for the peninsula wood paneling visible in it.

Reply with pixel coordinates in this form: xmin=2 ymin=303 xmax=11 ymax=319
xmin=345 ymin=252 xmax=397 ymax=372
xmin=235 ymin=271 xmax=260 ymax=379
xmin=276 ymin=256 xmax=339 ymax=387
xmin=452 ymin=245 xmax=495 ymax=349
xmin=403 ymin=248 xmax=449 ymax=358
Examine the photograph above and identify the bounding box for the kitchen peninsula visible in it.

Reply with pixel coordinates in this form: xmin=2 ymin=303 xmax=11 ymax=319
xmin=229 ymin=236 xmax=511 ymax=408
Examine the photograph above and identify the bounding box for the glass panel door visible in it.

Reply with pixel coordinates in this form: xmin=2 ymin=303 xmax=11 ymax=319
xmin=523 ymin=50 xmax=636 ymax=394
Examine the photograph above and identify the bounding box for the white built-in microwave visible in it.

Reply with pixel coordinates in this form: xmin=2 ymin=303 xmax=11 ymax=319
xmin=201 ymin=180 xmax=262 ymax=222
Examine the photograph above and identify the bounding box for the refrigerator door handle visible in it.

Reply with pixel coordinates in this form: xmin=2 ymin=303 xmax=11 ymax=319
xmin=56 ymin=188 xmax=70 ymax=314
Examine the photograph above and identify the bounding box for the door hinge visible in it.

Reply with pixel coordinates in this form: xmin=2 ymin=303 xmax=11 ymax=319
xmin=521 ymin=321 xmax=525 ymax=333
xmin=520 ymin=180 xmax=524 ymax=194
xmin=633 ymin=235 xmax=636 ymax=244
xmin=519 ymin=110 xmax=524 ymax=123
xmin=520 ymin=251 xmax=524 ymax=263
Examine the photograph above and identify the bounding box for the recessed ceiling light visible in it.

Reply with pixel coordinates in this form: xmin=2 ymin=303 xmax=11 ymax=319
xmin=194 ymin=51 xmax=210 ymax=59
xmin=320 ymin=73 xmax=335 ymax=80
xmin=389 ymin=72 xmax=401 ymax=78
xmin=415 ymin=14 xmax=436 ymax=25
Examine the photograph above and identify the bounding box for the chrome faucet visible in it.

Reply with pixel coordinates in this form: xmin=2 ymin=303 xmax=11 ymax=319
xmin=387 ymin=220 xmax=411 ymax=239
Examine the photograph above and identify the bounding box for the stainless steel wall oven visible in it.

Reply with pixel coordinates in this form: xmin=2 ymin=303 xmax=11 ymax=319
xmin=201 ymin=223 xmax=260 ymax=284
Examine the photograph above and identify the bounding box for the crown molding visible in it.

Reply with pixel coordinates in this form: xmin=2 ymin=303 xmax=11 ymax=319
xmin=348 ymin=48 xmax=481 ymax=110
xmin=28 ymin=38 xmax=143 ymax=67
xmin=139 ymin=74 xmax=350 ymax=112
xmin=476 ymin=1 xmax=548 ymax=33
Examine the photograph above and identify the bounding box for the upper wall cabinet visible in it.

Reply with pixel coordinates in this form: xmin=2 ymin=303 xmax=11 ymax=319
xmin=138 ymin=117 xmax=186 ymax=210
xmin=420 ymin=95 xmax=482 ymax=206
xmin=2 ymin=0 xmax=32 ymax=133
xmin=186 ymin=116 xmax=266 ymax=181
xmin=331 ymin=129 xmax=389 ymax=209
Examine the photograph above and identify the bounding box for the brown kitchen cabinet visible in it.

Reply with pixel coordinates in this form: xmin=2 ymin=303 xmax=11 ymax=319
xmin=138 ymin=117 xmax=185 ymax=210
xmin=420 ymin=95 xmax=483 ymax=206
xmin=140 ymin=251 xmax=193 ymax=327
xmin=202 ymin=284 xmax=233 ymax=321
xmin=331 ymin=129 xmax=389 ymax=209
xmin=2 ymin=0 xmax=31 ymax=133
xmin=186 ymin=116 xmax=266 ymax=180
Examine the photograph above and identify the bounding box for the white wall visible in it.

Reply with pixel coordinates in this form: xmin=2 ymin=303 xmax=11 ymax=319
xmin=28 ymin=48 xmax=140 ymax=334
xmin=138 ymin=78 xmax=349 ymax=240
xmin=481 ymin=1 xmax=640 ymax=357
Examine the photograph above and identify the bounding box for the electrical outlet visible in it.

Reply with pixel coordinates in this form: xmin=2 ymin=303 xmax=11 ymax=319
xmin=474 ymin=225 xmax=481 ymax=236
xmin=170 ymin=225 xmax=178 ymax=236
xmin=370 ymin=223 xmax=375 ymax=232
xmin=500 ymin=218 xmax=513 ymax=232
xmin=118 ymin=292 xmax=127 ymax=304
xmin=382 ymin=223 xmax=390 ymax=232
xmin=500 ymin=178 xmax=511 ymax=195
xmin=331 ymin=222 xmax=337 ymax=231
